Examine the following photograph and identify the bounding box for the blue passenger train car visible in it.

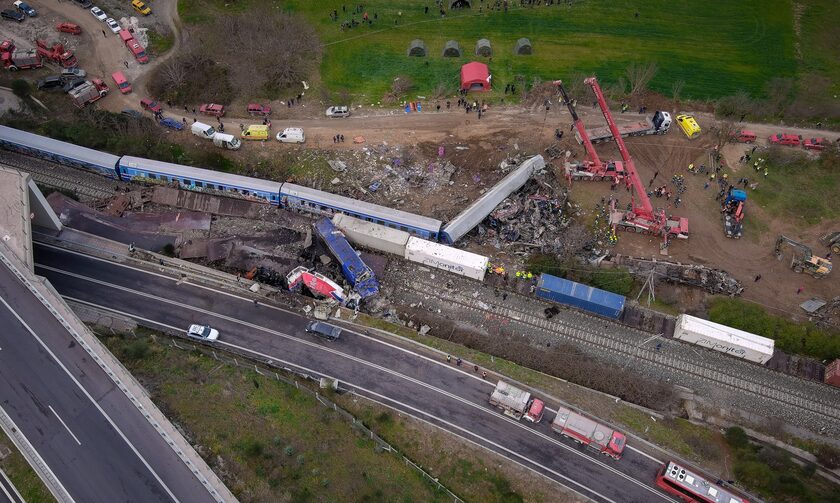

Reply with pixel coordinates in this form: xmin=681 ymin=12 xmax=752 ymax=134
xmin=314 ymin=218 xmax=379 ymax=299
xmin=0 ymin=125 xmax=120 ymax=178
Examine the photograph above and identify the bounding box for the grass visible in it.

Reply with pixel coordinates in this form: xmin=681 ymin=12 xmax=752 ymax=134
xmin=0 ymin=429 xmax=55 ymax=503
xmin=146 ymin=29 xmax=175 ymax=56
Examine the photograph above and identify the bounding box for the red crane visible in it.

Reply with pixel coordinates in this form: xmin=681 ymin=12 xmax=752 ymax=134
xmin=584 ymin=76 xmax=688 ymax=242
xmin=553 ymin=80 xmax=625 ymax=183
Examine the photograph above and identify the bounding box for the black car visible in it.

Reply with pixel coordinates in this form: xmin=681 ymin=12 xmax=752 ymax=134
xmin=1 ymin=9 xmax=25 ymax=22
xmin=37 ymin=76 xmax=63 ymax=90
xmin=62 ymin=77 xmax=86 ymax=93
xmin=72 ymin=0 xmax=92 ymax=7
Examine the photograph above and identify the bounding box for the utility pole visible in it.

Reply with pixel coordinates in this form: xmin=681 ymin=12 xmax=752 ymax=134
xmin=636 ymin=268 xmax=656 ymax=306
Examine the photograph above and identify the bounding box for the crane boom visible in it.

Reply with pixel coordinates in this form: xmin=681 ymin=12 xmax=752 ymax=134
xmin=553 ymin=80 xmax=602 ymax=170
xmin=585 ymin=76 xmax=653 ymax=217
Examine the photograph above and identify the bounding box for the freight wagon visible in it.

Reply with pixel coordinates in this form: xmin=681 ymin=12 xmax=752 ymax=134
xmin=314 ymin=218 xmax=379 ymax=299
xmin=673 ymin=314 xmax=774 ymax=364
xmin=332 ymin=213 xmax=410 ymax=257
xmin=536 ymin=274 xmax=625 ymax=319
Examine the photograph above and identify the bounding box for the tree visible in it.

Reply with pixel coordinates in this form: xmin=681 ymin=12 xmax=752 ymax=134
xmin=11 ymin=79 xmax=30 ymax=99
xmin=714 ymin=119 xmax=737 ymax=151
xmin=625 ymin=61 xmax=658 ymax=97
xmin=671 ymin=80 xmax=685 ymax=105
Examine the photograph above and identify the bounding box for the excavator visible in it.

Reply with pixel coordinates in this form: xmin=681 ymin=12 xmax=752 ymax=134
xmin=552 ymin=80 xmax=624 ymax=183
xmin=584 ymin=76 xmax=688 ymax=243
xmin=774 ymin=235 xmax=832 ymax=278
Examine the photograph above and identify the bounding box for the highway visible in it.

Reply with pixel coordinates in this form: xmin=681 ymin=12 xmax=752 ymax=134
xmin=0 ymin=257 xmax=218 ymax=503
xmin=33 ymin=242 xmax=678 ymax=503
xmin=0 ymin=469 xmax=24 ymax=503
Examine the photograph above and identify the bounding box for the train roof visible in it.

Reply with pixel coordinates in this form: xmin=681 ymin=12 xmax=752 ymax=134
xmin=662 ymin=462 xmax=746 ymax=503
xmin=0 ymin=125 xmax=121 ymax=169
xmin=282 ymin=183 xmax=442 ymax=231
xmin=119 ymin=156 xmax=283 ymax=193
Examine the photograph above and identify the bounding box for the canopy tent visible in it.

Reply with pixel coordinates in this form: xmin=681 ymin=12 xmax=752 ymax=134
xmin=460 ymin=61 xmax=491 ymax=92
xmin=514 ymin=37 xmax=532 ymax=55
xmin=407 ymin=39 xmax=426 ymax=57
xmin=475 ymin=38 xmax=492 ymax=57
xmin=442 ymin=40 xmax=462 ymax=57
xmin=450 ymin=0 xmax=471 ymax=7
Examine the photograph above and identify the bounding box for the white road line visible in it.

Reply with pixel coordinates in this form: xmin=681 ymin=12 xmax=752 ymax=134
xmin=0 ymin=296 xmax=181 ymax=503
xmin=0 ymin=469 xmax=22 ymax=503
xmin=54 ymin=280 xmax=674 ymax=503
xmin=48 ymin=405 xmax=82 ymax=446
xmin=626 ymin=445 xmax=664 ymax=464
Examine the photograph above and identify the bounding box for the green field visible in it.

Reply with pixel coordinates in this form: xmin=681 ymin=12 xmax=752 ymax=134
xmin=176 ymin=0 xmax=840 ymax=102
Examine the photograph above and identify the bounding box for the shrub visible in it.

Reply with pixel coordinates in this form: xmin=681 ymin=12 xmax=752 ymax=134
xmin=11 ymin=79 xmax=30 ymax=99
xmin=122 ymin=339 xmax=150 ymax=360
xmin=814 ymin=443 xmax=840 ymax=469
xmin=724 ymin=426 xmax=750 ymax=449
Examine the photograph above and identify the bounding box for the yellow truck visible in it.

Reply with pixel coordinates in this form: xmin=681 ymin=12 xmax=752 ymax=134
xmin=241 ymin=124 xmax=269 ymax=141
xmin=676 ymin=114 xmax=701 ymax=139
xmin=131 ymin=0 xmax=151 ymax=15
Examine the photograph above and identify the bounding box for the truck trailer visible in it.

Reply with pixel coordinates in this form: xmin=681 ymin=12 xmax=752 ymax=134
xmin=314 ymin=218 xmax=379 ymax=299
xmin=673 ymin=314 xmax=774 ymax=364
xmin=551 ymin=406 xmax=626 ymax=459
xmin=488 ymin=381 xmax=544 ymax=422
xmin=576 ymin=111 xmax=671 ymax=144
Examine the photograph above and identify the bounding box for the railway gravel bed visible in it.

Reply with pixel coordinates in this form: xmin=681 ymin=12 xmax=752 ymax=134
xmin=0 ymin=151 xmax=125 ymax=201
xmin=385 ymin=262 xmax=840 ymax=438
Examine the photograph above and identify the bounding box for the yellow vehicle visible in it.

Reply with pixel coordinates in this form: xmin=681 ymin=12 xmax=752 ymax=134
xmin=131 ymin=0 xmax=151 ymax=15
xmin=675 ymin=114 xmax=701 ymax=139
xmin=241 ymin=124 xmax=269 ymax=141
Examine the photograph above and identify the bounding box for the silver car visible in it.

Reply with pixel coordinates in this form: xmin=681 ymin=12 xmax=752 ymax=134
xmin=187 ymin=324 xmax=219 ymax=341
xmin=325 ymin=106 xmax=350 ymax=118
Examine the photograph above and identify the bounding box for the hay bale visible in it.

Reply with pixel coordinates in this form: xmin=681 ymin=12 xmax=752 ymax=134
xmin=442 ymin=40 xmax=461 ymax=58
xmin=407 ymin=39 xmax=426 ymax=57
xmin=475 ymin=38 xmax=492 ymax=57
xmin=514 ymin=37 xmax=532 ymax=55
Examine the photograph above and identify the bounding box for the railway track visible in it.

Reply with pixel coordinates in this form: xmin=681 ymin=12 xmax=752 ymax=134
xmin=0 ymin=153 xmax=118 ymax=200
xmin=404 ymin=277 xmax=840 ymax=424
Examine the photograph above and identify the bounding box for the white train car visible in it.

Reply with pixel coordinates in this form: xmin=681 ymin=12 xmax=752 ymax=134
xmin=332 ymin=213 xmax=410 ymax=256
xmin=404 ymin=236 xmax=488 ymax=281
xmin=673 ymin=314 xmax=774 ymax=364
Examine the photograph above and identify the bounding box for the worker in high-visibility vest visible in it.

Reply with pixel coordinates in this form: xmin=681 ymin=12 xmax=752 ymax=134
xmin=515 ymin=271 xmax=522 ymax=279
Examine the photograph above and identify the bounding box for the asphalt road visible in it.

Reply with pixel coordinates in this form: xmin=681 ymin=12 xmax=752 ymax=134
xmin=0 ymin=469 xmax=23 ymax=503
xmin=0 ymin=260 xmax=217 ymax=503
xmin=34 ymin=243 xmax=679 ymax=503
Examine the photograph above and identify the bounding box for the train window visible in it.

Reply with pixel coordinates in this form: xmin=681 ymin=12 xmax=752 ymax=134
xmin=194 ymin=181 xmax=203 ymax=187
xmin=243 ymin=190 xmax=250 ymax=196
xmin=147 ymin=173 xmax=156 ymax=179
xmin=183 ymin=179 xmax=192 ymax=186
xmin=160 ymin=175 xmax=168 ymax=182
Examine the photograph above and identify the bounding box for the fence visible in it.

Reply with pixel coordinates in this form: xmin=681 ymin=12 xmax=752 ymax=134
xmin=162 ymin=337 xmax=464 ymax=503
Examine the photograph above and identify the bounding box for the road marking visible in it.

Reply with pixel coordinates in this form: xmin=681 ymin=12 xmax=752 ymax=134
xmin=626 ymin=445 xmax=664 ymax=464
xmin=0 ymin=468 xmax=24 ymax=503
xmin=0 ymin=296 xmax=180 ymax=503
xmin=48 ymin=405 xmax=82 ymax=446
xmin=55 ymin=284 xmax=674 ymax=503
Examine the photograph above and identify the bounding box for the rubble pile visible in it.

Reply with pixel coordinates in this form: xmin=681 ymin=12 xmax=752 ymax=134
xmin=610 ymin=255 xmax=744 ymax=296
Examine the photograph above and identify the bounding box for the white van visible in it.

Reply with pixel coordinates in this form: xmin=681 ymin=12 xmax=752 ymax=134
xmin=191 ymin=121 xmax=216 ymax=139
xmin=276 ymin=127 xmax=305 ymax=143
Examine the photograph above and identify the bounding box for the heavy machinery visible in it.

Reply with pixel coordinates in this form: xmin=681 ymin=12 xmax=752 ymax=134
xmin=722 ymin=189 xmax=746 ymax=239
xmin=577 ymin=111 xmax=671 ymax=144
xmin=0 ymin=40 xmax=42 ymax=71
xmin=820 ymin=231 xmax=840 ymax=255
xmin=553 ymin=80 xmax=624 ymax=183
xmin=35 ymin=39 xmax=77 ymax=68
xmin=774 ymin=235 xmax=832 ymax=278
xmin=585 ymin=76 xmax=688 ymax=242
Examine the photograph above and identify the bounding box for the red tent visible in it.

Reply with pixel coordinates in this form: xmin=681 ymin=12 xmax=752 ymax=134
xmin=460 ymin=62 xmax=490 ymax=92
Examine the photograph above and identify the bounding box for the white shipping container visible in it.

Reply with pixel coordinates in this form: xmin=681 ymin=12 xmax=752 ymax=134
xmin=404 ymin=237 xmax=488 ymax=281
xmin=673 ymin=314 xmax=774 ymax=364
xmin=331 ymin=213 xmax=410 ymax=257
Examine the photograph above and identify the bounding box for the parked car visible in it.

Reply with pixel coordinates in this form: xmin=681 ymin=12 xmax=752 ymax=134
xmin=13 ymin=1 xmax=36 ymax=17
xmin=159 ymin=117 xmax=184 ymax=130
xmin=37 ymin=76 xmax=63 ymax=90
xmin=768 ymin=133 xmax=801 ymax=147
xmin=131 ymin=0 xmax=151 ymax=15
xmin=276 ymin=127 xmax=305 ymax=144
xmin=55 ymin=22 xmax=82 ymax=34
xmin=325 ymin=105 xmax=350 ymax=118
xmin=111 ymin=71 xmax=131 ymax=94
xmin=802 ymin=137 xmax=827 ymax=151
xmin=90 ymin=6 xmax=107 ymax=21
xmin=731 ymin=130 xmax=756 ymax=143
xmin=187 ymin=324 xmax=219 ymax=341
xmin=1 ymin=9 xmax=25 ymax=22
xmin=72 ymin=0 xmax=93 ymax=7
xmin=199 ymin=103 xmax=225 ymax=117
xmin=247 ymin=103 xmax=271 ymax=116
xmin=140 ymin=98 xmax=162 ymax=114
xmin=105 ymin=17 xmax=119 ymax=34
xmin=121 ymin=108 xmax=142 ymax=119
xmin=62 ymin=78 xmax=86 ymax=93
xmin=60 ymin=67 xmax=86 ymax=81
xmin=305 ymin=321 xmax=341 ymax=341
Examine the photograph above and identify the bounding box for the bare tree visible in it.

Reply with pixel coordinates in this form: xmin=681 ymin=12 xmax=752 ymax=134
xmin=625 ymin=61 xmax=658 ymax=97
xmin=158 ymin=59 xmax=188 ymax=91
xmin=714 ymin=119 xmax=738 ymax=151
xmin=671 ymin=79 xmax=685 ymax=105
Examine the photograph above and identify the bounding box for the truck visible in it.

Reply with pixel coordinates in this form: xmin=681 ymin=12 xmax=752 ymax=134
xmin=68 ymin=79 xmax=108 ymax=108
xmin=536 ymin=273 xmax=625 ymax=319
xmin=314 ymin=218 xmax=379 ymax=299
xmin=190 ymin=122 xmax=241 ymax=150
xmin=119 ymin=30 xmax=149 ymax=64
xmin=35 ymin=39 xmax=77 ymax=68
xmin=488 ymin=381 xmax=544 ymax=422
xmin=1 ymin=47 xmax=42 ymax=71
xmin=673 ymin=314 xmax=774 ymax=364
xmin=722 ymin=189 xmax=746 ymax=239
xmin=576 ymin=111 xmax=671 ymax=144
xmin=551 ymin=406 xmax=626 ymax=459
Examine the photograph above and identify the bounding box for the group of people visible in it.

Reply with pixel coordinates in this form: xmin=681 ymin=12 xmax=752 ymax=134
xmin=446 ymin=355 xmax=488 ymax=379
xmin=332 ymin=134 xmax=345 ymax=143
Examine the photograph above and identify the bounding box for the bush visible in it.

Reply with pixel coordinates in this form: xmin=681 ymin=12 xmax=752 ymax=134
xmin=724 ymin=426 xmax=750 ymax=449
xmin=814 ymin=443 xmax=840 ymax=469
xmin=590 ymin=269 xmax=635 ymax=296
xmin=238 ymin=438 xmax=263 ymax=457
xmin=11 ymin=79 xmax=30 ymax=99
xmin=122 ymin=339 xmax=150 ymax=360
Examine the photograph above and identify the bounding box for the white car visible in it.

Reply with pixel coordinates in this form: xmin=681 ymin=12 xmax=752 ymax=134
xmin=325 ymin=106 xmax=350 ymax=118
xmin=90 ymin=6 xmax=107 ymax=21
xmin=187 ymin=324 xmax=219 ymax=341
xmin=105 ymin=17 xmax=120 ymax=33
xmin=276 ymin=127 xmax=305 ymax=143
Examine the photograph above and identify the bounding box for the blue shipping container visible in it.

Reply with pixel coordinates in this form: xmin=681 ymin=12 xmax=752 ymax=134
xmin=314 ymin=218 xmax=379 ymax=298
xmin=536 ymin=274 xmax=625 ymax=319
